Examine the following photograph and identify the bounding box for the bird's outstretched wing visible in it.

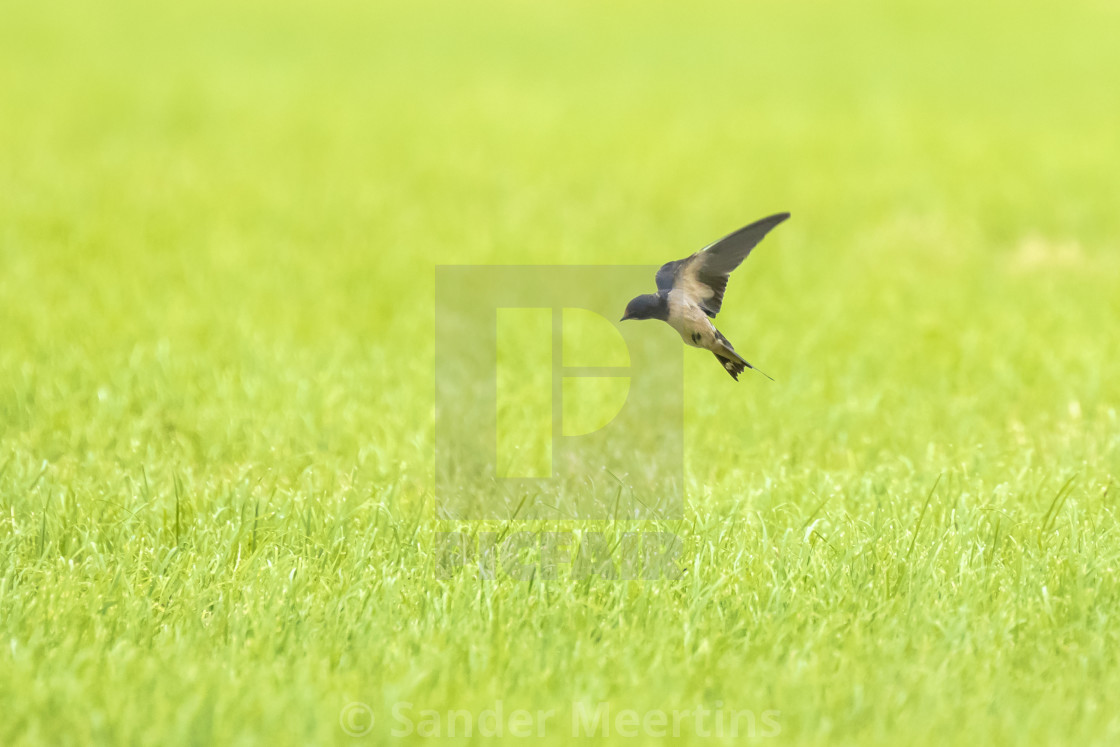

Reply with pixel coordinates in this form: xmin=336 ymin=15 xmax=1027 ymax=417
xmin=655 ymin=212 xmax=790 ymax=318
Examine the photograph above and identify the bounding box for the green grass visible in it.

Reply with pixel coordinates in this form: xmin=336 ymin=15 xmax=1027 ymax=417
xmin=3 ymin=0 xmax=1120 ymax=744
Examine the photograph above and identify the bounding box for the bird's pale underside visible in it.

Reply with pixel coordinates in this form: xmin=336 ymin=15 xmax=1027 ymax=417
xmin=621 ymin=212 xmax=790 ymax=380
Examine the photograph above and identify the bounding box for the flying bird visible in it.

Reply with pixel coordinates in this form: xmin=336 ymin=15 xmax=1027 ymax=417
xmin=620 ymin=212 xmax=790 ymax=380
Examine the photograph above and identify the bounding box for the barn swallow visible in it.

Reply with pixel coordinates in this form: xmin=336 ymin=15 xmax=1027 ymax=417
xmin=621 ymin=212 xmax=789 ymax=380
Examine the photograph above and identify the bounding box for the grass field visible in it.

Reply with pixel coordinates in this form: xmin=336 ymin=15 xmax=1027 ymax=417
xmin=3 ymin=0 xmax=1120 ymax=744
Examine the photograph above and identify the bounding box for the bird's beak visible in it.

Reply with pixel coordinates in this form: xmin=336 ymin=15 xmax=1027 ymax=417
xmin=620 ymin=314 xmax=630 ymax=322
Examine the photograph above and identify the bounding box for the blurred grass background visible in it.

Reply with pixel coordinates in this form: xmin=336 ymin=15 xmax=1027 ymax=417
xmin=2 ymin=0 xmax=1120 ymax=744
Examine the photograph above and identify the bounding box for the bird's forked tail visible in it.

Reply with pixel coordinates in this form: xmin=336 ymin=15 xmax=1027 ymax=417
xmin=712 ymin=330 xmax=773 ymax=382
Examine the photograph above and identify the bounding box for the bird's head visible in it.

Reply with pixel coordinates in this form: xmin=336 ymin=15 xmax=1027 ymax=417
xmin=621 ymin=293 xmax=668 ymax=322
